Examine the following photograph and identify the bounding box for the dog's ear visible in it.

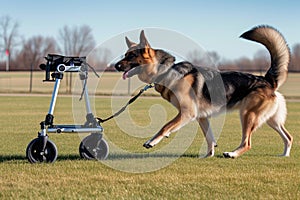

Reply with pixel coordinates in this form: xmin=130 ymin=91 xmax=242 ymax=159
xmin=125 ymin=37 xmax=136 ymax=48
xmin=139 ymin=30 xmax=151 ymax=48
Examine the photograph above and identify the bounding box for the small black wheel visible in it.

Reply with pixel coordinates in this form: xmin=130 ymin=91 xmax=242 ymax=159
xmin=26 ymin=138 xmax=58 ymax=163
xmin=79 ymin=133 xmax=109 ymax=160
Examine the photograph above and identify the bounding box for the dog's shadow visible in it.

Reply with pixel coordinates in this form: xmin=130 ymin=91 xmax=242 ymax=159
xmin=0 ymin=153 xmax=229 ymax=163
xmin=98 ymin=153 xmax=226 ymax=160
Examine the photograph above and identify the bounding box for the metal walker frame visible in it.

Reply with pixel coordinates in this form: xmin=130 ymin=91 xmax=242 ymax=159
xmin=26 ymin=54 xmax=109 ymax=163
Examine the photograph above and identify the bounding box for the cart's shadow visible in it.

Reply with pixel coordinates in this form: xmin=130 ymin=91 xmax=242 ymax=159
xmin=0 ymin=154 xmax=82 ymax=163
xmin=0 ymin=155 xmax=27 ymax=162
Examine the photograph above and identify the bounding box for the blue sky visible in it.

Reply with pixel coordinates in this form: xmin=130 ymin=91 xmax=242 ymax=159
xmin=1 ymin=0 xmax=300 ymax=60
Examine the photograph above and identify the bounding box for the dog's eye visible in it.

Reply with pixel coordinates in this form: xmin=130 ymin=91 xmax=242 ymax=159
xmin=125 ymin=52 xmax=137 ymax=59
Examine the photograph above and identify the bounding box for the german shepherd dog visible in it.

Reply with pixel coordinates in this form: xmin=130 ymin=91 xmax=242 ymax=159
xmin=115 ymin=25 xmax=293 ymax=158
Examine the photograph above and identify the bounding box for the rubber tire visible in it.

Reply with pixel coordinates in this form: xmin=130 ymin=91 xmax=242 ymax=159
xmin=26 ymin=138 xmax=58 ymax=163
xmin=79 ymin=134 xmax=109 ymax=160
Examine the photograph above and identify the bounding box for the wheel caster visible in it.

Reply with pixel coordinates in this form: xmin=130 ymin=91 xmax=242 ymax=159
xmin=26 ymin=137 xmax=58 ymax=163
xmin=79 ymin=133 xmax=109 ymax=160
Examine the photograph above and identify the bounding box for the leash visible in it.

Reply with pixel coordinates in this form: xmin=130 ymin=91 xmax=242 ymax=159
xmin=97 ymin=83 xmax=154 ymax=123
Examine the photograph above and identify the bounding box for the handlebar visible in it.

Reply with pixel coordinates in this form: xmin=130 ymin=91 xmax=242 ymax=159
xmin=40 ymin=54 xmax=87 ymax=81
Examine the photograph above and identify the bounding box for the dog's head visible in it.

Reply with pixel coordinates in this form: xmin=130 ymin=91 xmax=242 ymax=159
xmin=115 ymin=30 xmax=175 ymax=83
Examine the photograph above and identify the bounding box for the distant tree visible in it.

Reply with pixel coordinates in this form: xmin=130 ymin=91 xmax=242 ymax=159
xmin=207 ymin=51 xmax=221 ymax=66
xmin=253 ymin=49 xmax=270 ymax=74
xmin=0 ymin=15 xmax=20 ymax=70
xmin=290 ymin=43 xmax=300 ymax=72
xmin=235 ymin=57 xmax=254 ymax=72
xmin=186 ymin=50 xmax=220 ymax=68
xmin=17 ymin=36 xmax=57 ymax=70
xmin=219 ymin=59 xmax=239 ymax=71
xmin=58 ymin=25 xmax=95 ymax=56
xmin=186 ymin=49 xmax=202 ymax=65
xmin=58 ymin=25 xmax=96 ymax=93
xmin=88 ymin=47 xmax=112 ymax=71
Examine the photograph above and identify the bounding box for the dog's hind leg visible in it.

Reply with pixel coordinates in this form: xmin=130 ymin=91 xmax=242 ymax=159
xmin=267 ymin=93 xmax=293 ymax=156
xmin=223 ymin=91 xmax=275 ymax=158
xmin=267 ymin=120 xmax=293 ymax=156
xmin=198 ymin=118 xmax=217 ymax=157
xmin=223 ymin=111 xmax=257 ymax=158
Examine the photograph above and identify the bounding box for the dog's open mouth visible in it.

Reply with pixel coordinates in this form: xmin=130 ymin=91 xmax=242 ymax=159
xmin=122 ymin=67 xmax=141 ymax=80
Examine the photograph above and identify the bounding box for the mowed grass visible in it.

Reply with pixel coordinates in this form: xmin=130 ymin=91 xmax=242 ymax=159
xmin=0 ymin=71 xmax=300 ymax=97
xmin=0 ymin=95 xmax=300 ymax=199
xmin=0 ymin=71 xmax=152 ymax=95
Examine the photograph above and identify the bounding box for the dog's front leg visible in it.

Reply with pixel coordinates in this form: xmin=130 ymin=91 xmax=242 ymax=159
xmin=143 ymin=112 xmax=193 ymax=148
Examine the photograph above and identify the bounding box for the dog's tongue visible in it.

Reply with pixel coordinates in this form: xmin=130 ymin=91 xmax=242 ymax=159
xmin=122 ymin=67 xmax=140 ymax=80
xmin=122 ymin=72 xmax=129 ymax=80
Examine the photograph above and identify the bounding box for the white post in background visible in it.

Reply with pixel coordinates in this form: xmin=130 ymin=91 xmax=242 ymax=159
xmin=128 ymin=78 xmax=131 ymax=95
xmin=5 ymin=49 xmax=9 ymax=71
xmin=29 ymin=64 xmax=33 ymax=93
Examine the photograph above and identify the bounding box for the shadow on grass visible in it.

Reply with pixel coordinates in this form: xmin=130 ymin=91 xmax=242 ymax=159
xmin=105 ymin=152 xmax=213 ymax=160
xmin=0 ymin=153 xmax=230 ymax=163
xmin=0 ymin=155 xmax=27 ymax=162
xmin=0 ymin=154 xmax=82 ymax=163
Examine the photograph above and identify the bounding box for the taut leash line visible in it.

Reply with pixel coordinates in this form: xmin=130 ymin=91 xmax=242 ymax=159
xmin=97 ymin=83 xmax=154 ymax=123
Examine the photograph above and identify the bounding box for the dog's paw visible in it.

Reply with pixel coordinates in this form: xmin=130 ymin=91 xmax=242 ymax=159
xmin=143 ymin=141 xmax=153 ymax=149
xmin=203 ymin=153 xmax=214 ymax=158
xmin=223 ymin=152 xmax=237 ymax=159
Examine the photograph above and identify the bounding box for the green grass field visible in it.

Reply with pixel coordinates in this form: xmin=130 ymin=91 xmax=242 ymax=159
xmin=0 ymin=71 xmax=300 ymax=97
xmin=0 ymin=95 xmax=299 ymax=199
xmin=0 ymin=72 xmax=150 ymax=95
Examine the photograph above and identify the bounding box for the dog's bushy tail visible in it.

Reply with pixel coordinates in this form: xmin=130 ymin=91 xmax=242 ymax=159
xmin=240 ymin=25 xmax=290 ymax=89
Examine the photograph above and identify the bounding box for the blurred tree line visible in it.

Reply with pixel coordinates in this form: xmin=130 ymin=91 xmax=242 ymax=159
xmin=0 ymin=15 xmax=300 ymax=72
xmin=0 ymin=15 xmax=113 ymax=72
xmin=187 ymin=45 xmax=300 ymax=73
